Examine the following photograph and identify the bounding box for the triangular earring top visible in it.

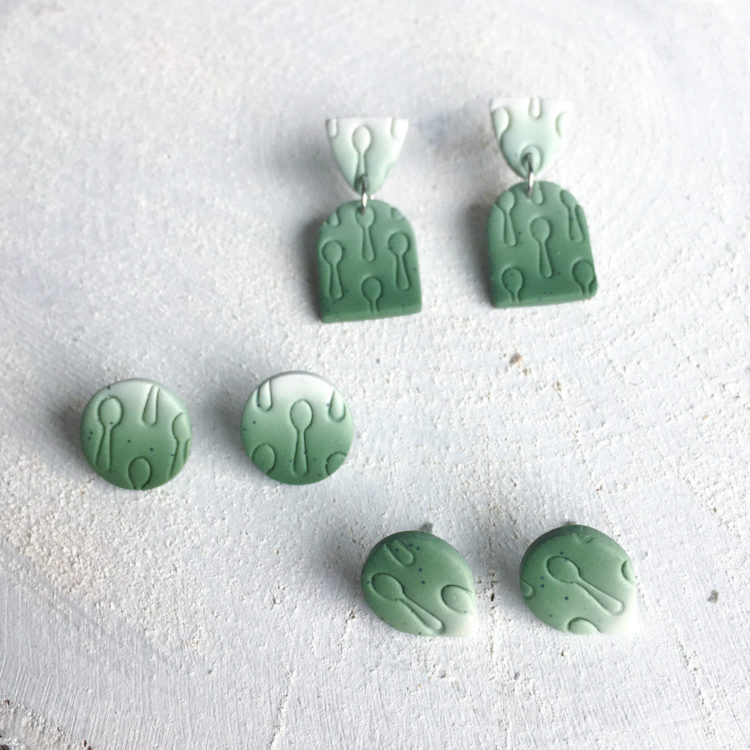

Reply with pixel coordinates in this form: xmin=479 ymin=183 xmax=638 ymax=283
xmin=489 ymin=97 xmax=572 ymax=178
xmin=325 ymin=117 xmax=408 ymax=195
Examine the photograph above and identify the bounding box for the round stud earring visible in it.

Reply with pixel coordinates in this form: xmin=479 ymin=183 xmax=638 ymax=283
xmin=241 ymin=371 xmax=354 ymax=485
xmin=361 ymin=528 xmax=477 ymax=637
xmin=520 ymin=524 xmax=637 ymax=634
xmin=80 ymin=378 xmax=192 ymax=490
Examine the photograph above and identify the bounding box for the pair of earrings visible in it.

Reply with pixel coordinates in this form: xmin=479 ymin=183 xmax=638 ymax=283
xmin=80 ymin=372 xmax=353 ymax=490
xmin=362 ymin=523 xmax=636 ymax=637
xmin=316 ymin=97 xmax=597 ymax=322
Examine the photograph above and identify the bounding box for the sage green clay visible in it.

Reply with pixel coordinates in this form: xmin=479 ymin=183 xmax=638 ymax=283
xmin=361 ymin=531 xmax=477 ymax=637
xmin=241 ymin=371 xmax=353 ymax=485
xmin=80 ymin=378 xmax=192 ymax=490
xmin=520 ymin=524 xmax=637 ymax=634
xmin=318 ymin=199 xmax=421 ymax=322
xmin=488 ymin=181 xmax=597 ymax=307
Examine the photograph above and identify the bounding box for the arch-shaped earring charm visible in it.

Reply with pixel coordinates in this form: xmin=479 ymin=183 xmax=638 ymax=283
xmin=317 ymin=117 xmax=422 ymax=322
xmin=487 ymin=97 xmax=597 ymax=307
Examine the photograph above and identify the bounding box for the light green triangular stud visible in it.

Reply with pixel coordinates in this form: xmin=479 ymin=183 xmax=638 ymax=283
xmin=325 ymin=117 xmax=408 ymax=195
xmin=490 ymin=97 xmax=572 ymax=177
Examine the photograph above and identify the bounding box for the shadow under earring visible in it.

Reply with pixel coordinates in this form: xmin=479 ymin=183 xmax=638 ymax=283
xmin=487 ymin=97 xmax=597 ymax=307
xmin=317 ymin=117 xmax=422 ymax=322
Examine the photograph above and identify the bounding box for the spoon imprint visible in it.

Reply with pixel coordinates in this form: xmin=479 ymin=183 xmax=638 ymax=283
xmin=371 ymin=573 xmax=444 ymax=634
xmin=289 ymin=399 xmax=313 ymax=477
xmin=547 ymin=556 xmax=624 ymax=614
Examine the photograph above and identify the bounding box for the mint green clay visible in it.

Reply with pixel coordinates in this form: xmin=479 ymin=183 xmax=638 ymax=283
xmin=488 ymin=181 xmax=597 ymax=307
xmin=520 ymin=525 xmax=637 ymax=634
xmin=361 ymin=531 xmax=477 ymax=637
xmin=241 ymin=371 xmax=353 ymax=485
xmin=318 ymin=199 xmax=421 ymax=322
xmin=325 ymin=117 xmax=408 ymax=195
xmin=489 ymin=97 xmax=572 ymax=177
xmin=80 ymin=378 xmax=192 ymax=490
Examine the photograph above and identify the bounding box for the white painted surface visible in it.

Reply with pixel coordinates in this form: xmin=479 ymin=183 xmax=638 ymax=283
xmin=0 ymin=1 xmax=748 ymax=748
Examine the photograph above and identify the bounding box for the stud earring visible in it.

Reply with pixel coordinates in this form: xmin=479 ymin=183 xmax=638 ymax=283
xmin=317 ymin=117 xmax=422 ymax=322
xmin=361 ymin=526 xmax=477 ymax=637
xmin=241 ymin=371 xmax=354 ymax=484
xmin=520 ymin=524 xmax=636 ymax=634
xmin=487 ymin=97 xmax=597 ymax=307
xmin=80 ymin=378 xmax=192 ymax=490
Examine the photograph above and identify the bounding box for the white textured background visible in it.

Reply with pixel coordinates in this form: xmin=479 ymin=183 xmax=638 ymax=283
xmin=1 ymin=1 xmax=749 ymax=748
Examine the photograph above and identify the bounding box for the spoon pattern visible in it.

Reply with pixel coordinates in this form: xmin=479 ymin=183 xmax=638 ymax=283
xmin=497 ymin=190 xmax=516 ymax=245
xmin=530 ymin=217 xmax=553 ymax=279
xmin=95 ymin=395 xmax=123 ymax=472
xmin=502 ymin=267 xmax=524 ymax=302
xmin=546 ymin=556 xmax=624 ymax=614
xmin=169 ymin=411 xmax=191 ymax=477
xmin=488 ymin=182 xmax=597 ymax=307
xmin=361 ymin=276 xmax=383 ymax=313
xmin=560 ymin=189 xmax=583 ymax=241
xmin=371 ymin=573 xmax=445 ymax=635
xmin=519 ymin=524 xmax=636 ymax=634
xmin=572 ymin=260 xmax=595 ymax=295
xmin=128 ymin=456 xmax=152 ymax=490
xmin=351 ymin=125 xmax=372 ymax=186
xmin=317 ymin=199 xmax=421 ymax=322
xmin=321 ymin=241 xmax=344 ymax=299
xmin=241 ymin=372 xmax=353 ymax=485
xmin=355 ymin=206 xmax=376 ymax=261
xmin=289 ymin=399 xmax=313 ymax=477
xmin=361 ymin=530 xmax=477 ymax=637
xmin=388 ymin=232 xmax=411 ymax=290
xmin=142 ymin=384 xmax=159 ymax=425
xmin=81 ymin=379 xmax=192 ymax=490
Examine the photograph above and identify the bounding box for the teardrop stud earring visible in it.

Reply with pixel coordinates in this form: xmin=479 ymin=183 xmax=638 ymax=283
xmin=361 ymin=525 xmax=477 ymax=637
xmin=317 ymin=117 xmax=422 ymax=322
xmin=520 ymin=524 xmax=636 ymax=634
xmin=487 ymin=97 xmax=598 ymax=307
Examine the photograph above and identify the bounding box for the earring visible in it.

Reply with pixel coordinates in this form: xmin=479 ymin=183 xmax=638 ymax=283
xmin=361 ymin=527 xmax=477 ymax=637
xmin=487 ymin=98 xmax=597 ymax=307
xmin=80 ymin=378 xmax=192 ymax=490
xmin=520 ymin=524 xmax=636 ymax=634
xmin=241 ymin=371 xmax=354 ymax=485
xmin=317 ymin=118 xmax=422 ymax=322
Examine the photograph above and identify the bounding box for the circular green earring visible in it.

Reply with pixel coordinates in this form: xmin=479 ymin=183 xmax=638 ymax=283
xmin=361 ymin=528 xmax=477 ymax=637
xmin=80 ymin=378 xmax=192 ymax=490
xmin=241 ymin=371 xmax=354 ymax=485
xmin=520 ymin=524 xmax=637 ymax=634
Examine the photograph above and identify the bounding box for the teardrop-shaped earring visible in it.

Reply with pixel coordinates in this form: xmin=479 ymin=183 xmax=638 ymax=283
xmin=520 ymin=524 xmax=636 ymax=634
xmin=361 ymin=527 xmax=477 ymax=637
xmin=487 ymin=97 xmax=598 ymax=307
xmin=317 ymin=117 xmax=422 ymax=322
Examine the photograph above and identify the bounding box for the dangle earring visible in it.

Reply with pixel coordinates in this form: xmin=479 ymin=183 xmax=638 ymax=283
xmin=487 ymin=98 xmax=597 ymax=307
xmin=317 ymin=118 xmax=422 ymax=322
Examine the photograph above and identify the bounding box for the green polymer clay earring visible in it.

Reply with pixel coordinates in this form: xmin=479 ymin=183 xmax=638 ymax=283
xmin=241 ymin=371 xmax=354 ymax=485
xmin=80 ymin=378 xmax=192 ymax=490
xmin=317 ymin=117 xmax=422 ymax=322
xmin=487 ymin=98 xmax=597 ymax=307
xmin=361 ymin=527 xmax=477 ymax=637
xmin=520 ymin=524 xmax=637 ymax=634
